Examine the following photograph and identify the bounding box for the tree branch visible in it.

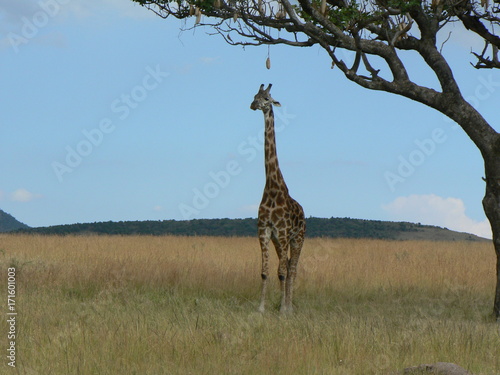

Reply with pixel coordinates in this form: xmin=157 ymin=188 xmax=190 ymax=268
xmin=472 ymin=42 xmax=500 ymax=68
xmin=132 ymin=0 xmax=499 ymax=151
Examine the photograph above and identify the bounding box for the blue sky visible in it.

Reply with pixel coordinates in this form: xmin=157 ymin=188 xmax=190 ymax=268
xmin=1 ymin=0 xmax=498 ymax=238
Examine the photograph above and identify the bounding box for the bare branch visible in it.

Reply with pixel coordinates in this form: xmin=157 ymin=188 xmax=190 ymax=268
xmin=439 ymin=31 xmax=452 ymax=54
xmin=132 ymin=1 xmax=492 ymax=101
xmin=472 ymin=41 xmax=500 ymax=68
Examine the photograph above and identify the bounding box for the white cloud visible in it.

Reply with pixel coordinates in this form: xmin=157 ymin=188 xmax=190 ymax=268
xmin=0 ymin=0 xmax=40 ymax=25
xmin=383 ymin=194 xmax=492 ymax=239
xmin=10 ymin=188 xmax=42 ymax=203
xmin=0 ymin=0 xmax=152 ymax=52
xmin=0 ymin=0 xmax=152 ymax=29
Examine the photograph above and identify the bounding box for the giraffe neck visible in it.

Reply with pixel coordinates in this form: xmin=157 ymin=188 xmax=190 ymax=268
xmin=263 ymin=106 xmax=287 ymax=191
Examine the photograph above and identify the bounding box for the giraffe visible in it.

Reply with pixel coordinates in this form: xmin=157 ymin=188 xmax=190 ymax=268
xmin=250 ymin=84 xmax=306 ymax=313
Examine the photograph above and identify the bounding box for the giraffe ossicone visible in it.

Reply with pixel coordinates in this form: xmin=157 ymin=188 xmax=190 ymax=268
xmin=250 ymin=83 xmax=306 ymax=314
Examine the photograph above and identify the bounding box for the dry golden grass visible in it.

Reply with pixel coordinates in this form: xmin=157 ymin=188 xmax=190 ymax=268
xmin=0 ymin=235 xmax=498 ymax=375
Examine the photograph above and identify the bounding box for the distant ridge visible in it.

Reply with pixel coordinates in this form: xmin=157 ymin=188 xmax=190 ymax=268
xmin=0 ymin=210 xmax=29 ymax=233
xmin=15 ymin=217 xmax=487 ymax=241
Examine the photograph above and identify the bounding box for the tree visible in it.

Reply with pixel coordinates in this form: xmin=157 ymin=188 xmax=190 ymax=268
xmin=132 ymin=0 xmax=500 ymax=320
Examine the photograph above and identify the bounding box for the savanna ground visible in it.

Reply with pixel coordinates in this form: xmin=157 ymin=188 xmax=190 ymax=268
xmin=0 ymin=235 xmax=498 ymax=375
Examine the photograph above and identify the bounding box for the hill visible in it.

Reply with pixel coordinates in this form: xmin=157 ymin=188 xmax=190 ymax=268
xmin=15 ymin=217 xmax=487 ymax=241
xmin=0 ymin=209 xmax=29 ymax=233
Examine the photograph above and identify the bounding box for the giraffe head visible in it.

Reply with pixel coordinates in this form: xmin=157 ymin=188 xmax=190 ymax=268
xmin=250 ymin=84 xmax=281 ymax=111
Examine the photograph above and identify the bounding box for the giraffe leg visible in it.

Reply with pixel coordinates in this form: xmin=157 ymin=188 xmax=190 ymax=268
xmin=258 ymin=227 xmax=271 ymax=313
xmin=273 ymin=235 xmax=289 ymax=314
xmin=285 ymin=236 xmax=304 ymax=312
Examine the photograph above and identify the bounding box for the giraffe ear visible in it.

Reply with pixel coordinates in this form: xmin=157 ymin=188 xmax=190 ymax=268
xmin=272 ymin=100 xmax=281 ymax=107
xmin=265 ymin=84 xmax=273 ymax=93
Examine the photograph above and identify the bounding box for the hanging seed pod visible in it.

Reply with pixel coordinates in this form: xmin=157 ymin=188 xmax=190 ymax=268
xmin=331 ymin=61 xmax=335 ymax=69
xmin=214 ymin=0 xmax=221 ymax=9
xmin=266 ymin=57 xmax=271 ymax=70
xmin=195 ymin=7 xmax=202 ymax=24
xmin=189 ymin=5 xmax=195 ymax=16
xmin=233 ymin=11 xmax=238 ymax=22
xmin=276 ymin=8 xmax=284 ymax=19
xmin=258 ymin=0 xmax=265 ymax=15
xmin=397 ymin=22 xmax=407 ymax=40
xmin=320 ymin=0 xmax=327 ymax=15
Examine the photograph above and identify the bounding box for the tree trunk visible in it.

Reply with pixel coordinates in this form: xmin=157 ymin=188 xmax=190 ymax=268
xmin=482 ymin=159 xmax=500 ymax=320
xmin=444 ymin=98 xmax=500 ymax=320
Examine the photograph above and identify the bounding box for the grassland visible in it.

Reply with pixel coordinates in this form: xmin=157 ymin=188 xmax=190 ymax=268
xmin=0 ymin=235 xmax=498 ymax=375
